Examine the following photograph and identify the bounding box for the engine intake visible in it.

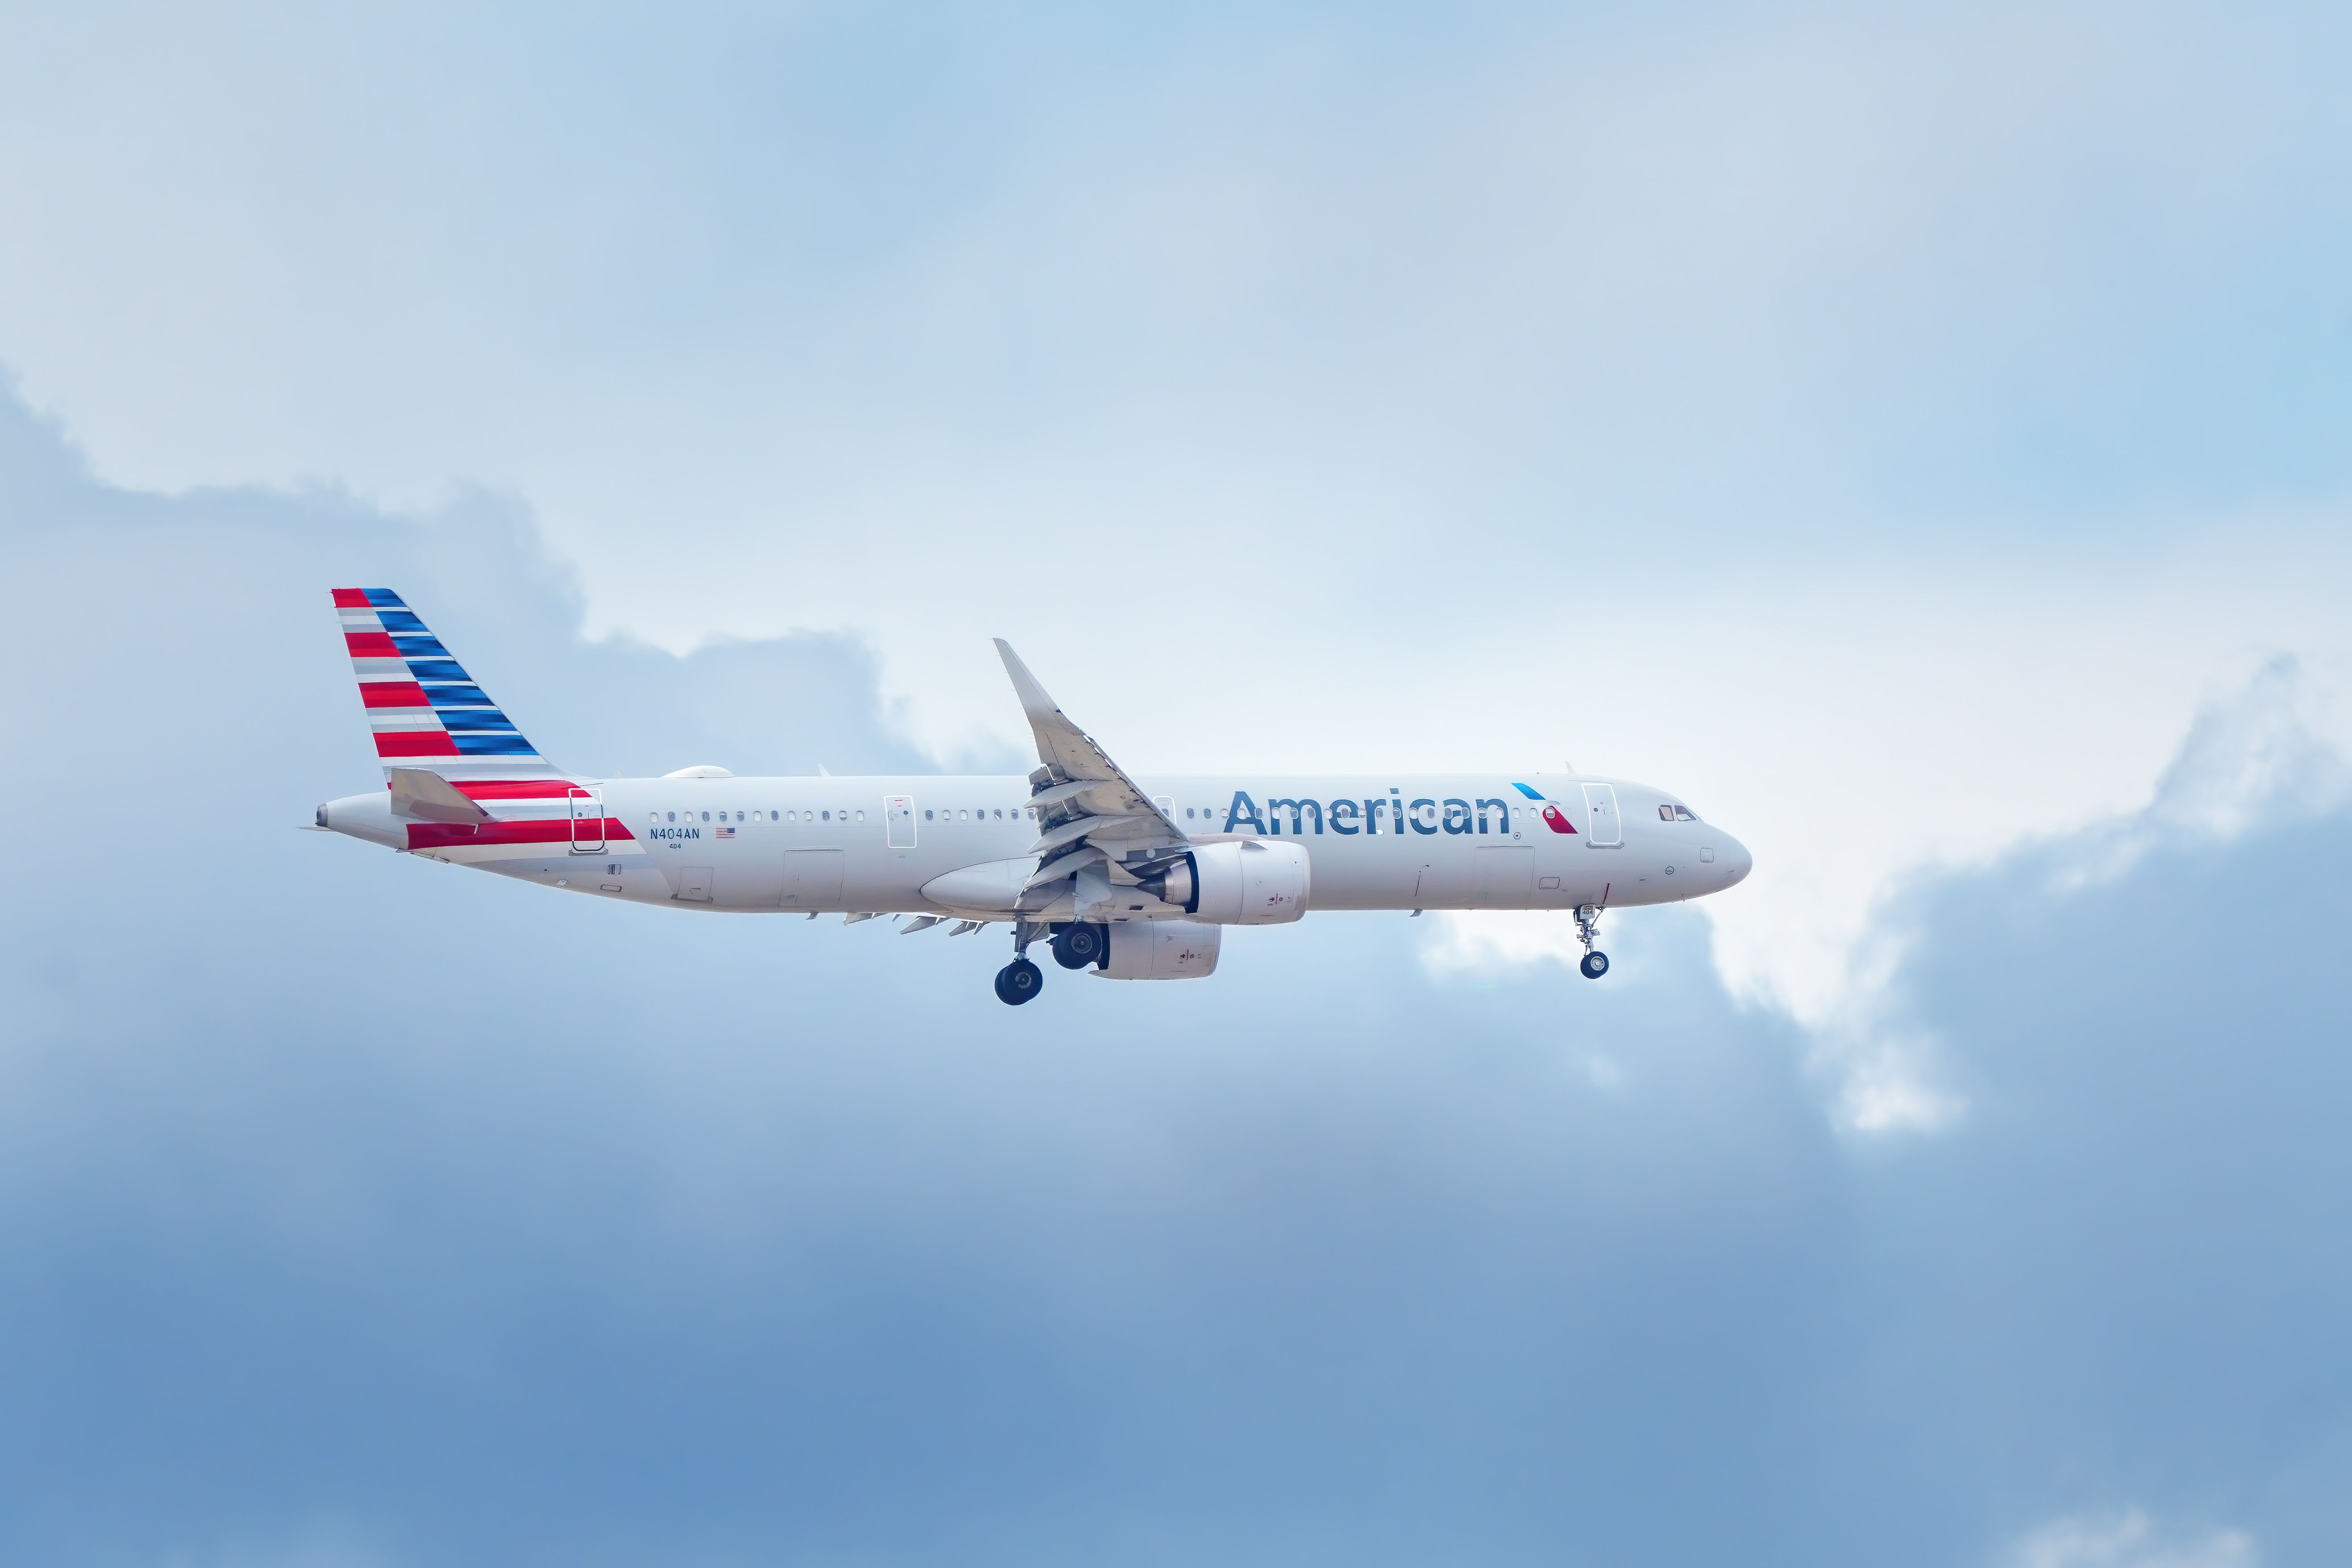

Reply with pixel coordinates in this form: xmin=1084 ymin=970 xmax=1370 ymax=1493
xmin=1138 ymin=840 xmax=1309 ymax=925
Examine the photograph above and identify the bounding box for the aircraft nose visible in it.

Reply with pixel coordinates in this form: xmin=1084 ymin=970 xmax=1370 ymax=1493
xmin=1721 ymin=835 xmax=1753 ymax=886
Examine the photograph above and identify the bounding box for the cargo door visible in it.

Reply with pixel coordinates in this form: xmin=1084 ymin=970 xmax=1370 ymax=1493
xmin=675 ymin=865 xmax=714 ymax=903
xmin=783 ymin=849 xmax=845 ymax=907
xmin=1472 ymin=845 xmax=1534 ymax=907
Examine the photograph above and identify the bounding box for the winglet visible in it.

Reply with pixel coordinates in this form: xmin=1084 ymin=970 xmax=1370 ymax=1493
xmin=994 ymin=639 xmax=1063 ymax=731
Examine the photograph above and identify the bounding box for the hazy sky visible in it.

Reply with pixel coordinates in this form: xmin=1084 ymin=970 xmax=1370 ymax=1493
xmin=2 ymin=4 xmax=2349 ymax=1564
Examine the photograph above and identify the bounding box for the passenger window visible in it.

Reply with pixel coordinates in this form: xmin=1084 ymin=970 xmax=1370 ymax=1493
xmin=925 ymin=810 xmax=934 ymax=820
xmin=855 ymin=810 xmax=865 ymax=821
xmin=666 ymin=811 xmax=675 ymax=822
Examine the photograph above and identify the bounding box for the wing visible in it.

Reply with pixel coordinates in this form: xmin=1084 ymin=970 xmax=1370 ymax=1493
xmin=994 ymin=639 xmax=1190 ymax=918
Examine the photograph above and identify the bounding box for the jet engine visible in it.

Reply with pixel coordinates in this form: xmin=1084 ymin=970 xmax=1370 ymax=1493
xmin=1137 ymin=840 xmax=1310 ymax=925
xmin=1097 ymin=918 xmax=1221 ymax=979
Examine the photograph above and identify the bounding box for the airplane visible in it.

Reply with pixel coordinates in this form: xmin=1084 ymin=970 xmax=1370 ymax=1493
xmin=314 ymin=590 xmax=1753 ymax=1003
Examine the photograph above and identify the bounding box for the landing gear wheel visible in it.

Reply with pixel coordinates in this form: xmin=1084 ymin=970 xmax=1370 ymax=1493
xmin=1573 ymin=902 xmax=1609 ymax=980
xmin=995 ymin=958 xmax=1043 ymax=1005
xmin=1050 ymin=922 xmax=1105 ymax=970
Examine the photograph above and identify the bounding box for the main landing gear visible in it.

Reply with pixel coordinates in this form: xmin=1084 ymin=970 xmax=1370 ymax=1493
xmin=995 ymin=919 xmax=1056 ymax=1006
xmin=996 ymin=921 xmax=1110 ymax=1004
xmin=1049 ymin=922 xmax=1105 ymax=970
xmin=994 ymin=957 xmax=1043 ymax=1005
xmin=1574 ymin=903 xmax=1609 ymax=981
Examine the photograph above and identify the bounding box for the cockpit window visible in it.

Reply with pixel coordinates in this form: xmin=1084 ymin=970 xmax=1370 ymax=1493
xmin=1659 ymin=803 xmax=1699 ymax=822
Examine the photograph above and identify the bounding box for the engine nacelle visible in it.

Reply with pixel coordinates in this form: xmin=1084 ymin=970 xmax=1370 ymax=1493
xmin=1139 ymin=840 xmax=1310 ymax=925
xmin=1096 ymin=918 xmax=1222 ymax=980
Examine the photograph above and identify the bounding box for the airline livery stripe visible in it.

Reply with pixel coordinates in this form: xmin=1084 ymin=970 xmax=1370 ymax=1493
xmin=407 ymin=819 xmax=634 ymax=850
xmin=359 ymin=681 xmax=432 ymax=708
xmin=449 ymin=779 xmax=587 ymax=799
xmin=374 ymin=732 xmax=462 ymax=757
xmin=345 ymin=631 xmax=400 ymax=657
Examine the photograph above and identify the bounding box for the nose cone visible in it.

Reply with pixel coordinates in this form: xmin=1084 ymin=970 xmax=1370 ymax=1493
xmin=1721 ymin=835 xmax=1753 ymax=886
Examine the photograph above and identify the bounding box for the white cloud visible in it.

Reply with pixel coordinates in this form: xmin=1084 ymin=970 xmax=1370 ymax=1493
xmin=2002 ymin=1510 xmax=2256 ymax=1568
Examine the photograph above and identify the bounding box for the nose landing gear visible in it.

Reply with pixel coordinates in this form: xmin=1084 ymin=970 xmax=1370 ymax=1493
xmin=1574 ymin=903 xmax=1609 ymax=981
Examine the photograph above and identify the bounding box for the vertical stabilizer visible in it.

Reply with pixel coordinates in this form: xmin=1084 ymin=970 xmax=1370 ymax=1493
xmin=330 ymin=589 xmax=561 ymax=781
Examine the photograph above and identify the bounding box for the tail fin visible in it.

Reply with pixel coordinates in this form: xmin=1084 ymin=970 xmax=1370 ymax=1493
xmin=331 ymin=589 xmax=561 ymax=781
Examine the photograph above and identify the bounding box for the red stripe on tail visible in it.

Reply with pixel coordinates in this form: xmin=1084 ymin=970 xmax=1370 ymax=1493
xmin=374 ymin=731 xmax=461 ymax=758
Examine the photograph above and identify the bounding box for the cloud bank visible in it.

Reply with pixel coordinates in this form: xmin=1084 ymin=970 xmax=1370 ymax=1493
xmin=4 ymin=389 xmax=2348 ymax=1564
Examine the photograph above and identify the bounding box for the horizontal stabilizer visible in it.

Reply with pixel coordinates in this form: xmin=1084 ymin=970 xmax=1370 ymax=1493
xmin=387 ymin=767 xmax=491 ymax=824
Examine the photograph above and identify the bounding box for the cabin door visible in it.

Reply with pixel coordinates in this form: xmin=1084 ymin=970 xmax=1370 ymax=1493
xmin=1582 ymin=783 xmax=1623 ymax=847
xmin=569 ymin=789 xmax=606 ymax=852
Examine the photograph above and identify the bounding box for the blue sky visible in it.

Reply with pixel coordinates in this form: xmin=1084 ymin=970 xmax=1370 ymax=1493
xmin=2 ymin=5 xmax=2351 ymax=1564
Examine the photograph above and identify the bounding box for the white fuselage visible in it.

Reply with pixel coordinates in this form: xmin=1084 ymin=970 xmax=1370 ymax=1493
xmin=320 ymin=772 xmax=1753 ymax=918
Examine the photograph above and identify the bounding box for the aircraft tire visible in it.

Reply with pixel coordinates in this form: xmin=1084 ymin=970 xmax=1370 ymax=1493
xmin=995 ymin=958 xmax=1044 ymax=1005
xmin=1050 ymin=923 xmax=1105 ymax=970
xmin=1579 ymin=951 xmax=1609 ymax=980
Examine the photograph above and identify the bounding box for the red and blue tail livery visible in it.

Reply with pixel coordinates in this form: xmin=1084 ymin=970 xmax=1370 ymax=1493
xmin=333 ymin=589 xmax=552 ymax=780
